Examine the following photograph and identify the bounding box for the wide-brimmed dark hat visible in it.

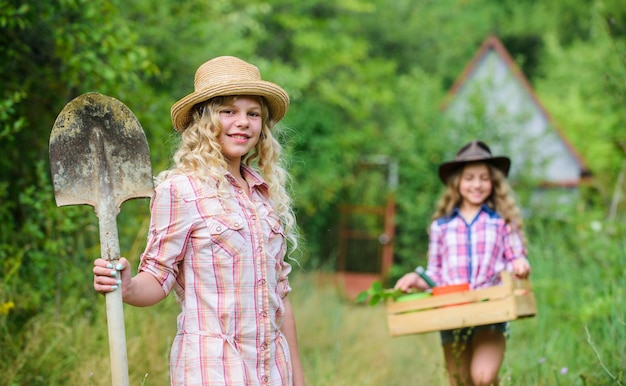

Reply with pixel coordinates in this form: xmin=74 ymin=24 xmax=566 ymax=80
xmin=438 ymin=140 xmax=511 ymax=183
xmin=170 ymin=56 xmax=289 ymax=132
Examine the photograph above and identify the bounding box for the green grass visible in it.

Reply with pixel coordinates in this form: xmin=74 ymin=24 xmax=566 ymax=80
xmin=291 ymin=273 xmax=448 ymax=386
xmin=1 ymin=219 xmax=623 ymax=385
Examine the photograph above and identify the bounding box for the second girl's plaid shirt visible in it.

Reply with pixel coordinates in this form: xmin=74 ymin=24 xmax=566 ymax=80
xmin=425 ymin=205 xmax=527 ymax=289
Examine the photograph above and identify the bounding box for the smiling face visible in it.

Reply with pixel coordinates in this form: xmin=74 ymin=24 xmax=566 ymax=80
xmin=216 ymin=96 xmax=263 ymax=169
xmin=458 ymin=162 xmax=493 ymax=213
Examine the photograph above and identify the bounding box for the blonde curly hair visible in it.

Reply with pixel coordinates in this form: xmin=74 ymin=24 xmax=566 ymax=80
xmin=432 ymin=162 xmax=526 ymax=244
xmin=157 ymin=95 xmax=299 ymax=256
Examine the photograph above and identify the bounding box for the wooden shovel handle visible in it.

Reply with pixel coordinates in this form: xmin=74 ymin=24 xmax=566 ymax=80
xmin=105 ymin=286 xmax=130 ymax=385
xmin=99 ymin=212 xmax=130 ymax=386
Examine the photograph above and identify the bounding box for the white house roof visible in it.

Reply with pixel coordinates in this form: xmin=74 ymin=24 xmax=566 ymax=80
xmin=440 ymin=35 xmax=591 ymax=187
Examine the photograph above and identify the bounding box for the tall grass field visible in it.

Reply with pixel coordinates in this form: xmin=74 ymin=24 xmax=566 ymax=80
xmin=1 ymin=219 xmax=623 ymax=385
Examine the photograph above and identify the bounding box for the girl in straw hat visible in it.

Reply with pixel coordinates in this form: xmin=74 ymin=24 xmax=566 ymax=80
xmin=93 ymin=56 xmax=305 ymax=386
xmin=394 ymin=140 xmax=530 ymax=386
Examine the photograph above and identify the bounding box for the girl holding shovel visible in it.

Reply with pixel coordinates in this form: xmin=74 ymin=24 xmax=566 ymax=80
xmin=394 ymin=140 xmax=530 ymax=386
xmin=93 ymin=56 xmax=305 ymax=386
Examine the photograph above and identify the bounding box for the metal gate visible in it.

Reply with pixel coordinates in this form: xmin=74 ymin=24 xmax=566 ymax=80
xmin=337 ymin=194 xmax=395 ymax=277
xmin=336 ymin=156 xmax=397 ymax=299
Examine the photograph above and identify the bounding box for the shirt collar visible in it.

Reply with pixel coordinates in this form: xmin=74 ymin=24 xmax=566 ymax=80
xmin=240 ymin=164 xmax=267 ymax=189
xmin=224 ymin=164 xmax=269 ymax=195
xmin=451 ymin=204 xmax=497 ymax=218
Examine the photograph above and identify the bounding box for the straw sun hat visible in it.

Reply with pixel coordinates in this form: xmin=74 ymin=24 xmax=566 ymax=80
xmin=438 ymin=140 xmax=511 ymax=183
xmin=170 ymin=56 xmax=290 ymax=132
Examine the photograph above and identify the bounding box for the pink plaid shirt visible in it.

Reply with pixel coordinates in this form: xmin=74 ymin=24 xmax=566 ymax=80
xmin=138 ymin=165 xmax=293 ymax=386
xmin=425 ymin=205 xmax=527 ymax=290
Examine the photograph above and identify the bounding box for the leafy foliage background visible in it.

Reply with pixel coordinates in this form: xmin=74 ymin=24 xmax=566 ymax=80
xmin=0 ymin=0 xmax=624 ymax=383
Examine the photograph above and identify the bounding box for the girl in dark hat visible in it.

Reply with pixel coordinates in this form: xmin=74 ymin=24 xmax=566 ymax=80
xmin=395 ymin=140 xmax=530 ymax=386
xmin=93 ymin=56 xmax=305 ymax=386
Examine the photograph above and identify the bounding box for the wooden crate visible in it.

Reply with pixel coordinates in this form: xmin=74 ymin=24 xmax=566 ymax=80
xmin=386 ymin=271 xmax=537 ymax=337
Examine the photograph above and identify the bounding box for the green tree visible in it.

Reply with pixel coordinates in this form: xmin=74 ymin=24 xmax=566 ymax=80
xmin=0 ymin=2 xmax=156 ymax=381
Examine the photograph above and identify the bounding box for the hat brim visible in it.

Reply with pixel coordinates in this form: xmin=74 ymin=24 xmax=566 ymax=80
xmin=170 ymin=81 xmax=289 ymax=132
xmin=438 ymin=156 xmax=511 ymax=183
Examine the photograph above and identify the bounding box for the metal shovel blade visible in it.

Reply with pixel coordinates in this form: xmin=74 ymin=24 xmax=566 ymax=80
xmin=50 ymin=92 xmax=153 ymax=210
xmin=49 ymin=92 xmax=154 ymax=386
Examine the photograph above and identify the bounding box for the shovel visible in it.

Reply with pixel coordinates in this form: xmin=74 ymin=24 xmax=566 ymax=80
xmin=49 ymin=92 xmax=154 ymax=386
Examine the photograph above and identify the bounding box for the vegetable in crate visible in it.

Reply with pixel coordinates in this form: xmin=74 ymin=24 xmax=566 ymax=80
xmin=356 ymin=281 xmax=403 ymax=305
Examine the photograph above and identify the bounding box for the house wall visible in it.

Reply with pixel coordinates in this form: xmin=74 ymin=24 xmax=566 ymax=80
xmin=444 ymin=49 xmax=583 ymax=186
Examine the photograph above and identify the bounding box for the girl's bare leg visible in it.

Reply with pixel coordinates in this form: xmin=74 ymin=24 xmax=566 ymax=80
xmin=443 ymin=341 xmax=472 ymax=386
xmin=469 ymin=330 xmax=506 ymax=386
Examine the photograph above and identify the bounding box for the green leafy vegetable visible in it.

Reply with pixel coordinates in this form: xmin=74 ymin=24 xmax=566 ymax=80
xmin=356 ymin=281 xmax=403 ymax=306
